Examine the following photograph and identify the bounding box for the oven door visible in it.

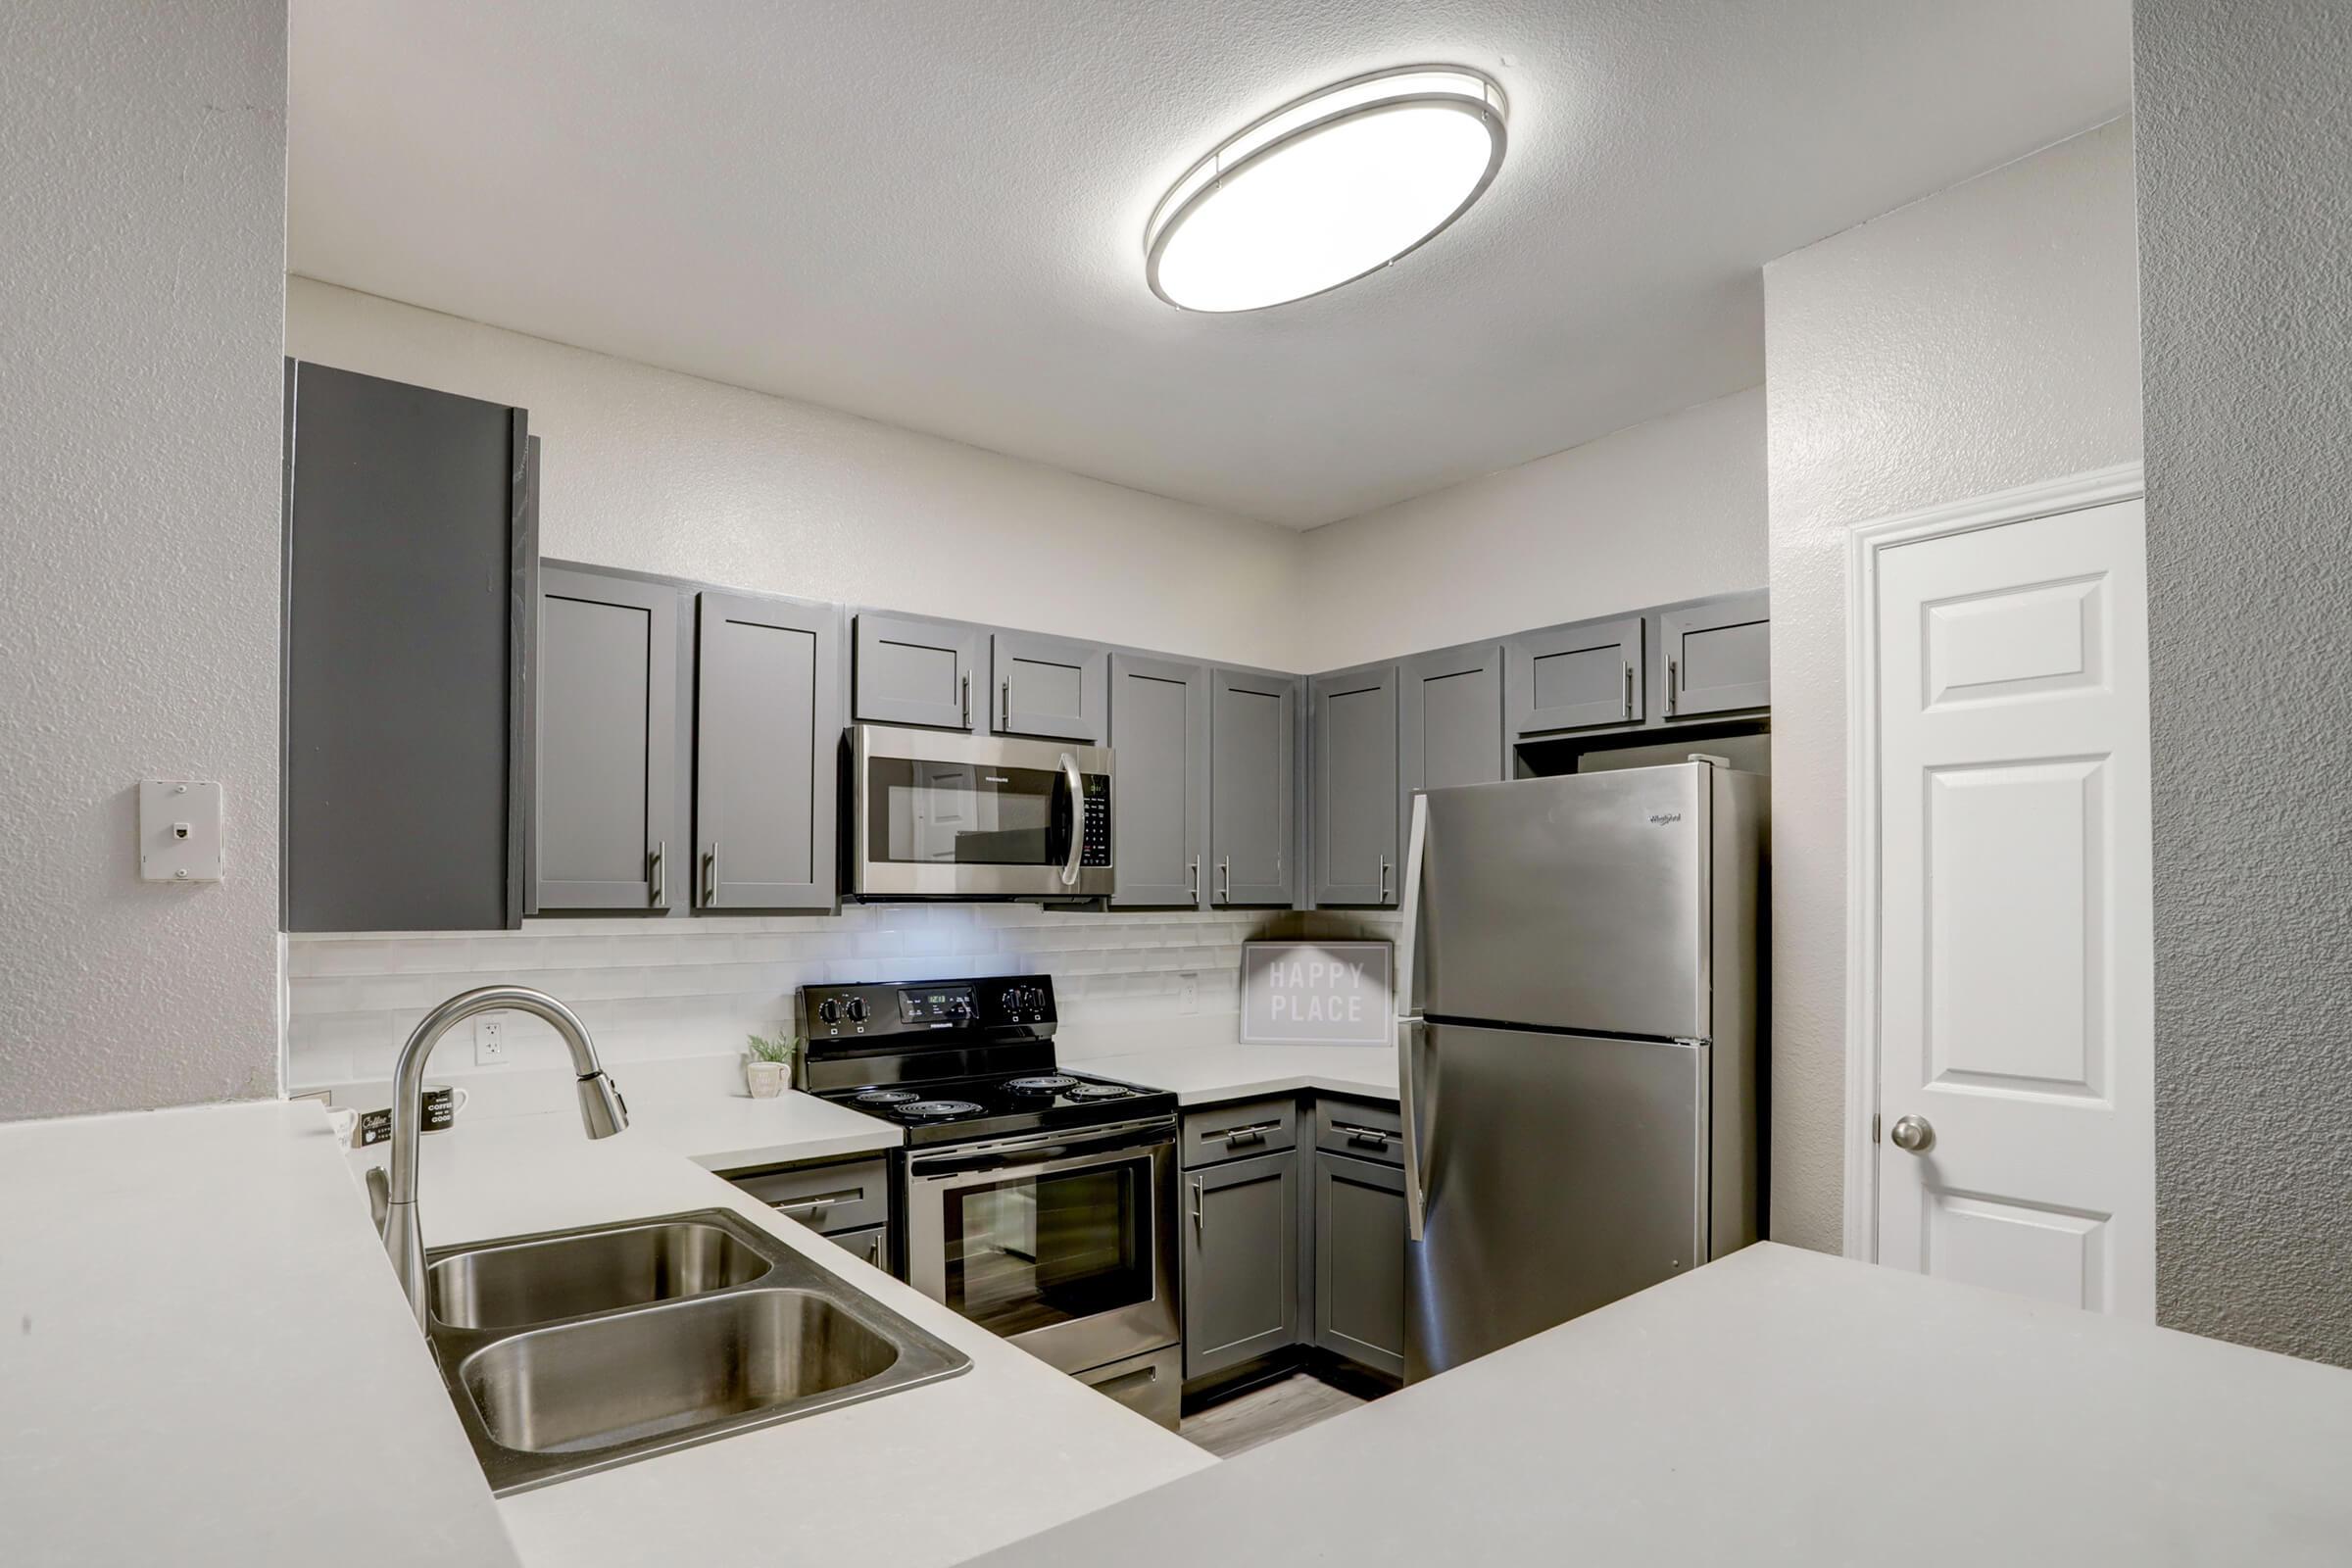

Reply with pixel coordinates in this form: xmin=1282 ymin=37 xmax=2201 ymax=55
xmin=905 ymin=1117 xmax=1179 ymax=1374
xmin=854 ymin=725 xmax=1113 ymax=898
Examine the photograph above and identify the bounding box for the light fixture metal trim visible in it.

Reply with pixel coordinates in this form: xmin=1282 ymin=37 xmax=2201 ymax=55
xmin=1145 ymin=65 xmax=1509 ymax=314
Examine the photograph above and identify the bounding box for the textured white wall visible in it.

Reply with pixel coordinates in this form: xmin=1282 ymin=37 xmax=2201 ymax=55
xmin=285 ymin=279 xmax=1311 ymax=671
xmin=0 ymin=2 xmax=289 ymax=1120
xmin=1299 ymin=390 xmax=1768 ymax=670
xmin=2135 ymin=2 xmax=2352 ymax=1368
xmin=1762 ymin=119 xmax=2143 ymax=1251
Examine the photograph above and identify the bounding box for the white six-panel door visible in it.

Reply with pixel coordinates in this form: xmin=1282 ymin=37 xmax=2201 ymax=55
xmin=1863 ymin=487 xmax=2153 ymax=1318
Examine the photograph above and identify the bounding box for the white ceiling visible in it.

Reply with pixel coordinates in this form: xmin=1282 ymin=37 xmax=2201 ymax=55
xmin=288 ymin=1 xmax=2131 ymax=528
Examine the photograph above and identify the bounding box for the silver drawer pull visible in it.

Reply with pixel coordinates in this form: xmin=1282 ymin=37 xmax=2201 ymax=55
xmin=1218 ymin=1120 xmax=1281 ymax=1147
xmin=772 ymin=1188 xmax=861 ymax=1219
xmin=1334 ymin=1123 xmax=1393 ymax=1147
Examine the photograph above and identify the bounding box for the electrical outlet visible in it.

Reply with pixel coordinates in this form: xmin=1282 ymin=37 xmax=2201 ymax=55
xmin=474 ymin=1013 xmax=507 ymax=1065
xmin=1177 ymin=972 xmax=1200 ymax=1015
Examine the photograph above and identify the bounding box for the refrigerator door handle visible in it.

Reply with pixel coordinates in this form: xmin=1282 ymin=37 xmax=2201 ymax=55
xmin=1396 ymin=792 xmax=1432 ymax=1240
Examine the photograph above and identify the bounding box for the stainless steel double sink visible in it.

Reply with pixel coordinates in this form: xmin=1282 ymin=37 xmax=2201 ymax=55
xmin=421 ymin=1208 xmax=970 ymax=1494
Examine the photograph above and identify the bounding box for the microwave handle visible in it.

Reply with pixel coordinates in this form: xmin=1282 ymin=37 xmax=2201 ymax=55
xmin=1057 ymin=751 xmax=1085 ymax=887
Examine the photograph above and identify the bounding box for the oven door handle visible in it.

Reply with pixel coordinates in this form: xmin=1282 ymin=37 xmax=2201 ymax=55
xmin=907 ymin=1119 xmax=1173 ymax=1182
xmin=1057 ymin=751 xmax=1084 ymax=888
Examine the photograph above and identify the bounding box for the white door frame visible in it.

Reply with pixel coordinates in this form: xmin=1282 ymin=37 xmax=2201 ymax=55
xmin=1840 ymin=462 xmax=2147 ymax=1261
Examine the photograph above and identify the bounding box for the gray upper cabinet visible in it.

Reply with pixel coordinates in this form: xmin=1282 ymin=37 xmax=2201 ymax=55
xmin=1659 ymin=591 xmax=1770 ymax=718
xmin=1310 ymin=664 xmax=1400 ymax=907
xmin=695 ymin=592 xmax=843 ymax=910
xmin=1209 ymin=669 xmax=1297 ymax=906
xmin=534 ymin=566 xmax=689 ymax=914
xmin=1313 ymin=1150 xmax=1406 ymax=1378
xmin=1109 ymin=654 xmax=1208 ymax=907
xmin=1506 ymin=615 xmax=1644 ymax=738
xmin=1183 ymin=1150 xmax=1300 ymax=1380
xmin=282 ymin=361 xmax=533 ymax=933
xmin=854 ymin=612 xmax=982 ymax=731
xmin=1398 ymin=640 xmax=1504 ymax=824
xmin=991 ymin=629 xmax=1107 ymax=742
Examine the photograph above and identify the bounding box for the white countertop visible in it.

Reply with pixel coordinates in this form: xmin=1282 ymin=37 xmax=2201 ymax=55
xmin=1062 ymin=1041 xmax=1397 ymax=1105
xmin=0 ymin=1101 xmax=520 ymax=1568
xmin=962 ymin=1242 xmax=2352 ymax=1567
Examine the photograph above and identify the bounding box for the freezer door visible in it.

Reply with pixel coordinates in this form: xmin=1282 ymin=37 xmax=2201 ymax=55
xmin=1404 ymin=1022 xmax=1707 ymax=1381
xmin=1419 ymin=766 xmax=1710 ymax=1038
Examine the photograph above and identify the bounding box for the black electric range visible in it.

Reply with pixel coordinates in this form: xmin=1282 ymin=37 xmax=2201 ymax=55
xmin=795 ymin=974 xmax=1175 ymax=1149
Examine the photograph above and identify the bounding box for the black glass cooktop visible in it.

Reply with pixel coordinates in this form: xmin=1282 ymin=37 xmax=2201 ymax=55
xmin=822 ymin=1068 xmax=1175 ymax=1146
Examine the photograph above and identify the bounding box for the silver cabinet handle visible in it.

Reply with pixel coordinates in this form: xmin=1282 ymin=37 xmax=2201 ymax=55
xmin=1058 ymin=751 xmax=1084 ymax=887
xmin=1002 ymin=676 xmax=1011 ymax=730
xmin=1623 ymin=662 xmax=1634 ymax=718
xmin=703 ymin=845 xmax=718 ymax=907
xmin=1189 ymin=1175 xmax=1203 ymax=1230
xmin=1889 ymin=1114 xmax=1936 ymax=1153
xmin=1333 ymin=1122 xmax=1393 ymax=1148
xmin=1186 ymin=856 xmax=1200 ymax=904
xmin=1378 ymin=856 xmax=1391 ymax=904
xmin=1667 ymin=656 xmax=1680 ymax=717
xmin=1222 ymin=1123 xmax=1275 ymax=1148
xmin=648 ymin=839 xmax=665 ymax=908
xmin=959 ymin=673 xmax=970 ymax=729
xmin=1216 ymin=858 xmax=1231 ymax=903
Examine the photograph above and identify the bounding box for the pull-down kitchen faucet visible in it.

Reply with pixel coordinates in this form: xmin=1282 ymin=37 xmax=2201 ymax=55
xmin=368 ymin=986 xmax=627 ymax=1329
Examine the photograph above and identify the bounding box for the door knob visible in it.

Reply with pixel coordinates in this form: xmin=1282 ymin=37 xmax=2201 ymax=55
xmin=1889 ymin=1114 xmax=1936 ymax=1153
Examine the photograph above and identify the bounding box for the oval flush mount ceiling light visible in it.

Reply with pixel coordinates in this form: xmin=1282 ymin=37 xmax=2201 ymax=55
xmin=1146 ymin=66 xmax=1508 ymax=314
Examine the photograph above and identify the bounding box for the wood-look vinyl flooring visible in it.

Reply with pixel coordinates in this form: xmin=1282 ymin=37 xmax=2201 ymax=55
xmin=1179 ymin=1373 xmax=1368 ymax=1460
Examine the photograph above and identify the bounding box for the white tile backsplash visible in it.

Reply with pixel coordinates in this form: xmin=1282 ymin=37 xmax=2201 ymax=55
xmin=284 ymin=903 xmax=1397 ymax=1094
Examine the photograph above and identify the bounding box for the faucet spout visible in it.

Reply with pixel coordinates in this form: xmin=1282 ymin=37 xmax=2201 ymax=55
xmin=378 ymin=985 xmax=627 ymax=1330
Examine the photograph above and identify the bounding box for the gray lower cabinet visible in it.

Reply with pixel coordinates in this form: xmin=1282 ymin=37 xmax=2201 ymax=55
xmin=533 ymin=566 xmax=689 ymax=914
xmin=823 ymin=1224 xmax=891 ymax=1271
xmin=1209 ymin=669 xmax=1298 ymax=906
xmin=1400 ymin=644 xmax=1505 ymax=803
xmin=855 ymin=612 xmax=983 ymax=731
xmin=1183 ymin=1151 xmax=1300 ymax=1379
xmin=1658 ymin=590 xmax=1770 ymax=718
xmin=1310 ymin=664 xmax=1400 ymax=907
xmin=991 ymin=629 xmax=1107 ymax=743
xmin=1109 ymin=654 xmax=1209 ymax=907
xmin=1312 ymin=1151 xmax=1407 ymax=1378
xmin=695 ymin=592 xmax=843 ymax=909
xmin=1507 ymin=615 xmax=1644 ymax=738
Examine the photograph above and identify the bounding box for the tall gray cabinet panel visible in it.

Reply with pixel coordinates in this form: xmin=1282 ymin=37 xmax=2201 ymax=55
xmin=282 ymin=361 xmax=533 ymax=933
xmin=695 ymin=593 xmax=842 ymax=910
xmin=854 ymin=612 xmax=982 ymax=731
xmin=1109 ymin=654 xmax=1207 ymax=907
xmin=991 ymin=630 xmax=1107 ymax=742
xmin=1400 ymin=644 xmax=1505 ymax=807
xmin=1506 ymin=615 xmax=1644 ymax=738
xmin=1183 ymin=1151 xmax=1300 ymax=1379
xmin=1209 ymin=669 xmax=1297 ymax=906
xmin=1310 ymin=664 xmax=1400 ymax=907
xmin=1659 ymin=591 xmax=1771 ymax=718
xmin=1313 ymin=1152 xmax=1406 ymax=1377
xmin=534 ymin=567 xmax=689 ymax=914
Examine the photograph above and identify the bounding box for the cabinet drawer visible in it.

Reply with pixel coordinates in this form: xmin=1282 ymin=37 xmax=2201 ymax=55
xmin=729 ymin=1157 xmax=891 ymax=1235
xmin=1181 ymin=1097 xmax=1298 ymax=1168
xmin=1313 ymin=1097 xmax=1403 ymax=1166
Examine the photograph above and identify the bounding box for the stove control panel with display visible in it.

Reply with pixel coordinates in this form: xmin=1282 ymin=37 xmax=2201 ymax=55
xmin=799 ymin=974 xmax=1058 ymax=1041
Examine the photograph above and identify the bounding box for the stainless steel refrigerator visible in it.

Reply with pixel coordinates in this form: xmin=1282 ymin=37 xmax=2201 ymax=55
xmin=1395 ymin=760 xmax=1765 ymax=1381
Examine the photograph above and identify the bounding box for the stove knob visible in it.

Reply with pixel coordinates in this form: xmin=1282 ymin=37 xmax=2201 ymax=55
xmin=816 ymin=998 xmax=841 ymax=1026
xmin=845 ymin=996 xmax=869 ymax=1023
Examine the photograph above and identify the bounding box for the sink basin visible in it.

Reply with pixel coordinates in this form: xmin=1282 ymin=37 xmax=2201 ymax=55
xmin=461 ymin=1288 xmax=899 ymax=1453
xmin=423 ymin=1208 xmax=970 ymax=1494
xmin=428 ymin=1218 xmax=771 ymax=1330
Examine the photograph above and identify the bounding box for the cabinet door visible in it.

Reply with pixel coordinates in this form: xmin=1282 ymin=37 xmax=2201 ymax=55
xmin=992 ymin=629 xmax=1107 ymax=742
xmin=282 ymin=361 xmax=531 ymax=933
xmin=1209 ymin=669 xmax=1297 ymax=906
xmin=1400 ymin=644 xmax=1505 ymax=808
xmin=1659 ymin=591 xmax=1770 ymax=718
xmin=1506 ymin=615 xmax=1643 ymax=737
xmin=535 ymin=568 xmax=687 ymax=914
xmin=854 ymin=612 xmax=982 ymax=730
xmin=1310 ymin=664 xmax=1400 ymax=906
xmin=1109 ymin=654 xmax=1207 ymax=907
xmin=695 ymin=592 xmax=842 ymax=909
xmin=1183 ymin=1152 xmax=1299 ymax=1379
xmin=1313 ymin=1151 xmax=1406 ymax=1377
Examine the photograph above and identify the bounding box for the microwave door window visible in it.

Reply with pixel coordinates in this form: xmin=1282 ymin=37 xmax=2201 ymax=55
xmin=869 ymin=758 xmax=1070 ymax=868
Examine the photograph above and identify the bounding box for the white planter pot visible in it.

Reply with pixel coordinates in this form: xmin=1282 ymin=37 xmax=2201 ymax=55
xmin=745 ymin=1060 xmax=786 ymax=1099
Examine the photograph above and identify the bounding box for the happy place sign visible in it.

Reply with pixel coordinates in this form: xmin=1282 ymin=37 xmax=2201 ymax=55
xmin=1240 ymin=941 xmax=1394 ymax=1046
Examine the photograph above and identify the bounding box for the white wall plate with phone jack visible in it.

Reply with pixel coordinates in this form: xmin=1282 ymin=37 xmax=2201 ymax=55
xmin=137 ymin=779 xmax=222 ymax=882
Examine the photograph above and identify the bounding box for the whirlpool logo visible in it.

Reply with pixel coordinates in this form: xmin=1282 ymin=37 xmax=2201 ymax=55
xmin=1648 ymin=812 xmax=1683 ymax=826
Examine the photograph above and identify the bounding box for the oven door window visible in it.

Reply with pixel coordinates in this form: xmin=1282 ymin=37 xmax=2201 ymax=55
xmin=865 ymin=758 xmax=1071 ymax=869
xmin=943 ymin=1157 xmax=1152 ymax=1336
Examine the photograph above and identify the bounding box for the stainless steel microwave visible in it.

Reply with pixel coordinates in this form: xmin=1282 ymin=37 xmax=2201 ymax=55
xmin=850 ymin=724 xmax=1113 ymax=899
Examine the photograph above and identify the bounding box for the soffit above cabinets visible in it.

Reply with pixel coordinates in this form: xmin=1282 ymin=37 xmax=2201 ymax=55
xmin=288 ymin=0 xmax=2130 ymax=528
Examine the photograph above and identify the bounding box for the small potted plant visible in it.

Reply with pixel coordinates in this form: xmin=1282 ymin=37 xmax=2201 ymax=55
xmin=744 ymin=1033 xmax=795 ymax=1099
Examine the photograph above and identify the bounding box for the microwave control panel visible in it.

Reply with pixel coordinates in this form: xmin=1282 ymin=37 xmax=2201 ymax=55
xmin=1080 ymin=774 xmax=1110 ymax=868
